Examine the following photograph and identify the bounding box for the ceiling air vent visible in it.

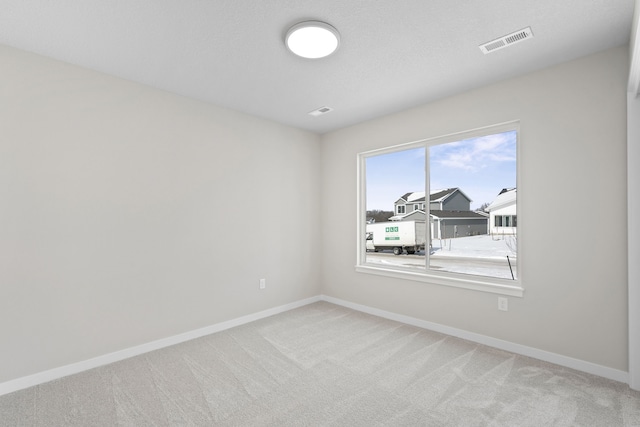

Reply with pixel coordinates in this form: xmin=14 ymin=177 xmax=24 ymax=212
xmin=308 ymin=106 xmax=333 ymax=117
xmin=479 ymin=27 xmax=533 ymax=54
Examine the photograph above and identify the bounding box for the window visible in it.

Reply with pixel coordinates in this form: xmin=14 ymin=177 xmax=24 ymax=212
xmin=494 ymin=215 xmax=517 ymax=229
xmin=357 ymin=122 xmax=522 ymax=296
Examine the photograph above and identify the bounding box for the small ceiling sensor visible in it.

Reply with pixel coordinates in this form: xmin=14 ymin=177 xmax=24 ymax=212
xmin=286 ymin=21 xmax=340 ymax=59
xmin=308 ymin=106 xmax=333 ymax=117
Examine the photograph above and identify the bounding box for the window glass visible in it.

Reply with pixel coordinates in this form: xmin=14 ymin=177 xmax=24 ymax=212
xmin=365 ymin=146 xmax=425 ymax=265
xmin=359 ymin=123 xmax=519 ymax=290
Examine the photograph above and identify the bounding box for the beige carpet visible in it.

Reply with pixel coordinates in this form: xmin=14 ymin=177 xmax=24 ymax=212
xmin=1 ymin=301 xmax=639 ymax=426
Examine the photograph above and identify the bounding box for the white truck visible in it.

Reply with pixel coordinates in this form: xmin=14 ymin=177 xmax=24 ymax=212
xmin=366 ymin=221 xmax=427 ymax=255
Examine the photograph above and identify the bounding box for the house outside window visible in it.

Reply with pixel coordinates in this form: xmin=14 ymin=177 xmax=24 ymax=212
xmin=487 ymin=189 xmax=517 ymax=236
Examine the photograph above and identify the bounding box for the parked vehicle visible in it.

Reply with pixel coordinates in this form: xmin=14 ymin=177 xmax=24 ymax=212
xmin=366 ymin=221 xmax=426 ymax=255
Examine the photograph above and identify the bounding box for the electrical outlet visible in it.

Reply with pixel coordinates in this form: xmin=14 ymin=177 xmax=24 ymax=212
xmin=259 ymin=278 xmax=266 ymax=290
xmin=498 ymin=297 xmax=508 ymax=311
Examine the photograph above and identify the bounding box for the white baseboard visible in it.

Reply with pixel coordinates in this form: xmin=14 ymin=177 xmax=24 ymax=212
xmin=0 ymin=296 xmax=321 ymax=397
xmin=1 ymin=293 xmax=629 ymax=396
xmin=320 ymin=295 xmax=629 ymax=385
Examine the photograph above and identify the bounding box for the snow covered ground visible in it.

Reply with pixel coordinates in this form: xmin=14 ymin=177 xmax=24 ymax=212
xmin=431 ymin=234 xmax=517 ymax=259
xmin=366 ymin=234 xmax=518 ymax=280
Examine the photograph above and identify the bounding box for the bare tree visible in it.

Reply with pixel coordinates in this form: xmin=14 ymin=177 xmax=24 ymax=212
xmin=366 ymin=210 xmax=394 ymax=223
xmin=478 ymin=202 xmax=491 ymax=212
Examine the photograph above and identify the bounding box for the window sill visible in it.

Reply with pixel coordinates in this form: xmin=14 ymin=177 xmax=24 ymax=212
xmin=355 ymin=264 xmax=524 ymax=297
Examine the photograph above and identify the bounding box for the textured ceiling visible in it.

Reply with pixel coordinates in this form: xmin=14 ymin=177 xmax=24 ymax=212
xmin=0 ymin=0 xmax=635 ymax=134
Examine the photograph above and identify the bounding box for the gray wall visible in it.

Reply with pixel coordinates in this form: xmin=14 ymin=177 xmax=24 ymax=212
xmin=628 ymin=91 xmax=640 ymax=388
xmin=441 ymin=191 xmax=471 ymax=211
xmin=320 ymin=47 xmax=629 ymax=371
xmin=0 ymin=43 xmax=631 ymax=386
xmin=409 ymin=203 xmax=423 ymax=213
xmin=437 ymin=219 xmax=486 ymax=238
xmin=430 ymin=193 xmax=471 ymax=211
xmin=0 ymin=45 xmax=321 ymax=383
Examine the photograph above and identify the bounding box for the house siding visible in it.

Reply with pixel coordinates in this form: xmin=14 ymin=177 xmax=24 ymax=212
xmin=432 ymin=191 xmax=470 ymax=211
xmin=489 ymin=202 xmax=517 ymax=235
xmin=435 ymin=218 xmax=488 ymax=239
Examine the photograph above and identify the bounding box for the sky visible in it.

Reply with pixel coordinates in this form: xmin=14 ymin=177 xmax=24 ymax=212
xmin=366 ymin=130 xmax=517 ymax=211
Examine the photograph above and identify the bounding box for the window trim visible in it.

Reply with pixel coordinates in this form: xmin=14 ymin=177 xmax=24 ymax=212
xmin=356 ymin=120 xmax=523 ymax=297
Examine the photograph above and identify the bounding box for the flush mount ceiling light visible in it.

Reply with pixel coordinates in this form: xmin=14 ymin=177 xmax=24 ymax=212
xmin=286 ymin=21 xmax=340 ymax=59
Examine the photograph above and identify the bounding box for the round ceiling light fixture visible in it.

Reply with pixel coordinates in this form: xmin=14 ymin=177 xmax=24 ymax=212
xmin=285 ymin=21 xmax=340 ymax=59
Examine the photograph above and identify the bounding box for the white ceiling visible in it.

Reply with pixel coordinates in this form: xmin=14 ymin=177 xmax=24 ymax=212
xmin=0 ymin=0 xmax=635 ymax=134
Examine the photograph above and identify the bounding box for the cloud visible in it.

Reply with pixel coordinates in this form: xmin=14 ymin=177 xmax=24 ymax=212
xmin=431 ymin=131 xmax=516 ymax=172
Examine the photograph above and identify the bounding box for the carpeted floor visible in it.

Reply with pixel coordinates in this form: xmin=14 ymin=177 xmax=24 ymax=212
xmin=1 ymin=301 xmax=639 ymax=426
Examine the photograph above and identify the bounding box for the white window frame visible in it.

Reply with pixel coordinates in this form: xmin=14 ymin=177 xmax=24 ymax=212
xmin=397 ymin=205 xmax=405 ymax=214
xmin=356 ymin=121 xmax=523 ymax=297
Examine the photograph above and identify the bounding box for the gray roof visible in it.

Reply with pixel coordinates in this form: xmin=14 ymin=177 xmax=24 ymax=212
xmin=430 ymin=210 xmax=487 ymax=219
xmin=399 ymin=188 xmax=459 ymax=204
xmin=429 ymin=188 xmax=457 ymax=202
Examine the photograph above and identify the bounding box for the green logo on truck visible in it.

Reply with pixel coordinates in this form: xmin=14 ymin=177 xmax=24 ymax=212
xmin=385 ymin=226 xmax=400 ymax=240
